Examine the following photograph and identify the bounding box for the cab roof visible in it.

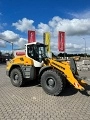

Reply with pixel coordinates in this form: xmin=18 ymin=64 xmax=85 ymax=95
xmin=25 ymin=42 xmax=47 ymax=47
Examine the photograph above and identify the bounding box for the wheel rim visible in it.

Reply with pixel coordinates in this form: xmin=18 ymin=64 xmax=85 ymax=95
xmin=46 ymin=77 xmax=55 ymax=88
xmin=13 ymin=73 xmax=19 ymax=83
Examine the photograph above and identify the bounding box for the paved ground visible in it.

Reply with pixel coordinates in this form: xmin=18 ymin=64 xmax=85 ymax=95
xmin=0 ymin=64 xmax=90 ymax=120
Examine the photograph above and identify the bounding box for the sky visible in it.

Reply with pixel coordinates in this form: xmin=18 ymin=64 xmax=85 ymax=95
xmin=0 ymin=0 xmax=90 ymax=54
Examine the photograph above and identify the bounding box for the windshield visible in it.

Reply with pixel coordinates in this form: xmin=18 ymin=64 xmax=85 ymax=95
xmin=39 ymin=46 xmax=47 ymax=58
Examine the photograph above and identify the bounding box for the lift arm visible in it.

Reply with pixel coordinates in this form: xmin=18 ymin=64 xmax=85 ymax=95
xmin=49 ymin=59 xmax=86 ymax=91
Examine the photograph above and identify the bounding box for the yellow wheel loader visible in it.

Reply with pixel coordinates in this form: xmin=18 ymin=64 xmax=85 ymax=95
xmin=6 ymin=42 xmax=87 ymax=96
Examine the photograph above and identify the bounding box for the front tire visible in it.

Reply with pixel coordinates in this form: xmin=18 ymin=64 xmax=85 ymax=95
xmin=10 ymin=68 xmax=24 ymax=87
xmin=41 ymin=70 xmax=63 ymax=96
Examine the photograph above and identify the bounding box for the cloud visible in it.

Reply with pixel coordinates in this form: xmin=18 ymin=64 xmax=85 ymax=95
xmin=12 ymin=16 xmax=90 ymax=37
xmin=66 ymin=43 xmax=83 ymax=54
xmin=12 ymin=16 xmax=90 ymax=54
xmin=50 ymin=41 xmax=58 ymax=54
xmin=37 ymin=22 xmax=50 ymax=35
xmin=12 ymin=18 xmax=35 ymax=32
xmin=0 ymin=21 xmax=7 ymax=30
xmin=0 ymin=23 xmax=6 ymax=29
xmin=50 ymin=35 xmax=90 ymax=54
xmin=69 ymin=10 xmax=90 ymax=19
xmin=0 ymin=24 xmax=3 ymax=29
xmin=50 ymin=40 xmax=83 ymax=54
xmin=66 ymin=43 xmax=83 ymax=49
xmin=0 ymin=30 xmax=28 ymax=49
xmin=2 ymin=23 xmax=7 ymax=26
xmin=0 ymin=30 xmax=19 ymax=42
xmin=0 ymin=40 xmax=6 ymax=47
xmin=48 ymin=16 xmax=90 ymax=36
xmin=15 ymin=38 xmax=27 ymax=48
xmin=50 ymin=40 xmax=90 ymax=54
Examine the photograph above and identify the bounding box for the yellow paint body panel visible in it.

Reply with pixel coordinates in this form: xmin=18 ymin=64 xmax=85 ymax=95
xmin=6 ymin=55 xmax=34 ymax=71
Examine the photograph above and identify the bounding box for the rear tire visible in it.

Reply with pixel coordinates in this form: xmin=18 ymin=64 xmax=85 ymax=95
xmin=10 ymin=68 xmax=24 ymax=87
xmin=41 ymin=70 xmax=63 ymax=96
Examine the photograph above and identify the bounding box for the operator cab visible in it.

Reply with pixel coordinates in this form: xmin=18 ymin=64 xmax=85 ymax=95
xmin=25 ymin=42 xmax=47 ymax=67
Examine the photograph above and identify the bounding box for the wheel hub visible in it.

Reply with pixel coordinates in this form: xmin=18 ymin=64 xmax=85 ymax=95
xmin=14 ymin=74 xmax=19 ymax=81
xmin=47 ymin=78 xmax=55 ymax=87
